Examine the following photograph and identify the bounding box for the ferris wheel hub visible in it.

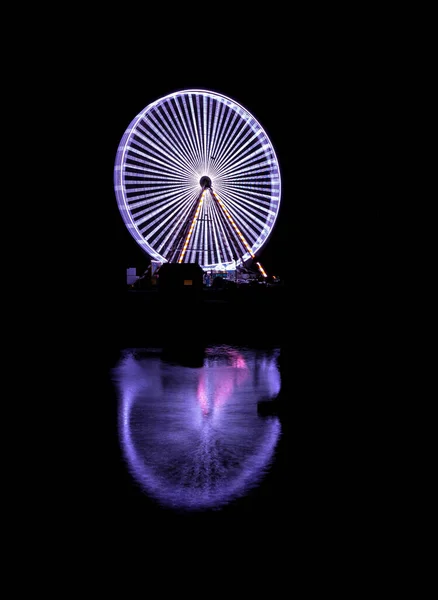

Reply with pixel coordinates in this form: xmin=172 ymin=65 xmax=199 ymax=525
xmin=199 ymin=175 xmax=212 ymax=189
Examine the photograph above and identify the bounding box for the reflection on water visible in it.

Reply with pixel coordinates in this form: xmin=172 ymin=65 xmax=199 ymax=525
xmin=111 ymin=344 xmax=282 ymax=512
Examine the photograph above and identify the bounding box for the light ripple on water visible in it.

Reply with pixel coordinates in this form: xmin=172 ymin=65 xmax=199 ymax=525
xmin=112 ymin=345 xmax=282 ymax=511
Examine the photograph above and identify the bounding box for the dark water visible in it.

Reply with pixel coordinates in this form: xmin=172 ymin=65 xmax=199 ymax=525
xmin=35 ymin=313 xmax=363 ymax=576
xmin=103 ymin=342 xmax=292 ymax=538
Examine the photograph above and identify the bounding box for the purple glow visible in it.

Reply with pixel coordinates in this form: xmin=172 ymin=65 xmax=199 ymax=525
xmin=114 ymin=89 xmax=281 ymax=271
xmin=112 ymin=345 xmax=282 ymax=511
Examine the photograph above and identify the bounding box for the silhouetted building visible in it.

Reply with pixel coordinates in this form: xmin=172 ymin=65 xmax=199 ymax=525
xmin=157 ymin=263 xmax=204 ymax=293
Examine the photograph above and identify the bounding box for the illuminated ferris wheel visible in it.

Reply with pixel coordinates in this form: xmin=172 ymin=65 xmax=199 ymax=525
xmin=114 ymin=89 xmax=281 ymax=272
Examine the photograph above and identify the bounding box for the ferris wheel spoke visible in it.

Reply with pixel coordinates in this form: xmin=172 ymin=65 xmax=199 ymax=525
xmin=172 ymin=99 xmax=201 ymax=166
xmin=221 ymin=189 xmax=274 ymax=221
xmin=149 ymin=105 xmax=205 ymax=176
xmin=209 ymin=102 xmax=228 ymax=163
xmin=134 ymin=127 xmax=198 ymax=180
xmin=141 ymin=193 xmax=197 ymax=241
xmin=214 ymin=112 xmax=242 ymax=161
xmin=217 ymin=140 xmax=267 ymax=177
xmin=181 ymin=95 xmax=204 ymax=167
xmin=210 ymin=117 xmax=249 ymax=172
xmin=125 ymin=142 xmax=195 ymax=182
xmin=209 ymin=190 xmax=255 ymax=259
xmin=222 ymin=206 xmax=265 ymax=243
xmin=204 ymin=95 xmax=219 ymax=169
xmin=210 ymin=208 xmax=236 ymax=265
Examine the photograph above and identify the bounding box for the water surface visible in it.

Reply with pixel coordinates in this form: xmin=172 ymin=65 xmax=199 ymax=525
xmin=111 ymin=344 xmax=282 ymax=512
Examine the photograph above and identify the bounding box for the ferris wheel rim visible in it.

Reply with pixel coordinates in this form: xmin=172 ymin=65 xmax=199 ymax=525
xmin=114 ymin=88 xmax=281 ymax=271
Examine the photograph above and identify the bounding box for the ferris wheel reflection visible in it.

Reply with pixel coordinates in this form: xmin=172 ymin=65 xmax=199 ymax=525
xmin=112 ymin=345 xmax=282 ymax=511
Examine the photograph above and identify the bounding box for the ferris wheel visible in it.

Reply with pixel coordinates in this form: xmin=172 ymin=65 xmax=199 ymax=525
xmin=114 ymin=89 xmax=281 ymax=272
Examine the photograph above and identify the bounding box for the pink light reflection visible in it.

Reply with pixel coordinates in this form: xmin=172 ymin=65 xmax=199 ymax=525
xmin=196 ymin=349 xmax=249 ymax=416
